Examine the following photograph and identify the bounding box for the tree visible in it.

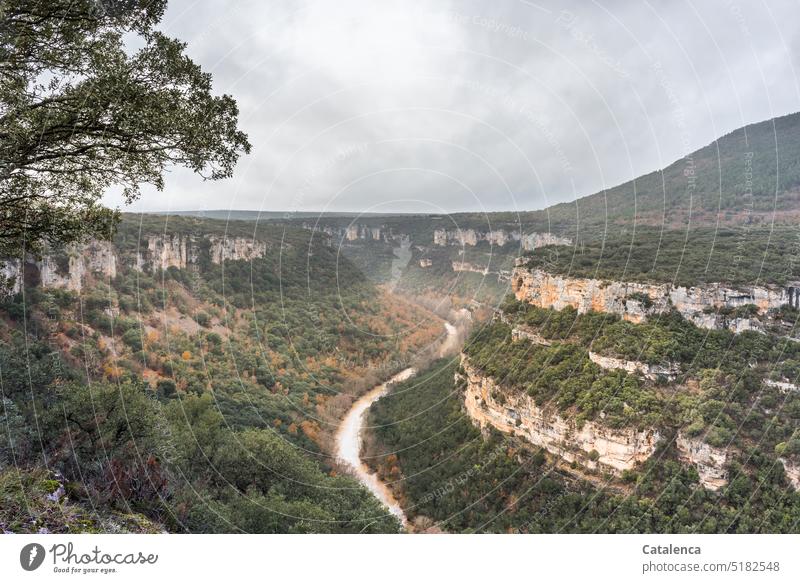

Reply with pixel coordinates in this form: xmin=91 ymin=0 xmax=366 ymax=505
xmin=47 ymin=381 xmax=172 ymax=509
xmin=0 ymin=0 xmax=251 ymax=256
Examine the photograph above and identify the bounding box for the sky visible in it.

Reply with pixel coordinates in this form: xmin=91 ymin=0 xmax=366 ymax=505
xmin=108 ymin=0 xmax=800 ymax=215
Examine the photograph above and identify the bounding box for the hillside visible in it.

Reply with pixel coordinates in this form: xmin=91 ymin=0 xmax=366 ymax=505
xmin=0 ymin=216 xmax=444 ymax=533
xmin=521 ymin=225 xmax=800 ymax=287
xmin=365 ymin=294 xmax=800 ymax=533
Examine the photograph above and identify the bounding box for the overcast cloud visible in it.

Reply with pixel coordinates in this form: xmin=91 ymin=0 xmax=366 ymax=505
xmin=107 ymin=0 xmax=800 ymax=215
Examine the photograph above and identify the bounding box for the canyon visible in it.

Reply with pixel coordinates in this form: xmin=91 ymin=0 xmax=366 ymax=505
xmin=335 ymin=367 xmax=416 ymax=528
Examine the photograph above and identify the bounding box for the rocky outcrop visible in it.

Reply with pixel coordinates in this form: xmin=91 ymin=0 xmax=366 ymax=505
xmin=208 ymin=236 xmax=268 ymax=264
xmin=2 ymin=234 xmax=268 ymax=294
xmin=345 ymin=225 xmax=360 ymax=241
xmin=451 ymin=261 xmax=489 ymax=275
xmin=764 ymin=379 xmax=800 ymax=393
xmin=521 ymin=232 xmax=574 ymax=251
xmin=512 ymin=267 xmax=789 ymax=331
xmin=434 ymin=228 xmax=571 ymax=249
xmin=1 ymin=241 xmax=117 ymax=293
xmin=459 ymin=356 xmax=660 ymax=474
xmin=303 ymin=222 xmax=386 ymax=243
xmin=139 ymin=235 xmax=192 ymax=271
xmin=676 ymin=434 xmax=729 ymax=490
xmin=511 ymin=326 xmax=551 ymax=346
xmin=779 ymin=458 xmax=800 ymax=491
xmin=136 ymin=234 xmax=268 ymax=272
xmin=589 ymin=352 xmax=680 ymax=381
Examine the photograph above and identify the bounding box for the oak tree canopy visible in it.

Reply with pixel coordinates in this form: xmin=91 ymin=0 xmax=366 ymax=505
xmin=0 ymin=0 xmax=251 ymax=255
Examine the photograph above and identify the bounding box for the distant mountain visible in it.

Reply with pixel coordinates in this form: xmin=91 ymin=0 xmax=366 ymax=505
xmin=151 ymin=210 xmax=426 ymax=221
xmin=536 ymin=111 xmax=800 ymax=236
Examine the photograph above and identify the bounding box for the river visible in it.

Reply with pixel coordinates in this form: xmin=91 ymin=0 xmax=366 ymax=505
xmin=335 ymin=366 xmax=416 ymax=527
xmin=334 ymin=319 xmax=463 ymax=529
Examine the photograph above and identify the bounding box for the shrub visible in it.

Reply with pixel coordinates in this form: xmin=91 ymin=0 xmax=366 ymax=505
xmin=195 ymin=312 xmax=211 ymax=327
xmin=121 ymin=328 xmax=143 ymax=352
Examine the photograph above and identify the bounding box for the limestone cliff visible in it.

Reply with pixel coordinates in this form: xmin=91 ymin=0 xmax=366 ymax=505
xmin=676 ymin=433 xmax=729 ymax=490
xmin=434 ymin=228 xmax=572 ymax=249
xmin=521 ymin=232 xmax=574 ymax=251
xmin=512 ymin=267 xmax=789 ymax=331
xmin=303 ymin=222 xmax=385 ymax=243
xmin=134 ymin=234 xmax=268 ymax=272
xmin=588 ymin=352 xmax=680 ymax=382
xmin=2 ymin=241 xmax=117 ymax=293
xmin=779 ymin=458 xmax=800 ymax=491
xmin=138 ymin=234 xmax=192 ymax=271
xmin=208 ymin=236 xmax=268 ymax=264
xmin=459 ymin=355 xmax=660 ymax=474
xmin=2 ymin=234 xmax=268 ymax=294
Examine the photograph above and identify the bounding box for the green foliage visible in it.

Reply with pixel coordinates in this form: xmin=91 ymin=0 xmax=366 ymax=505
xmin=0 ymin=467 xmax=162 ymax=533
xmin=121 ymin=328 xmax=143 ymax=351
xmin=369 ymin=360 xmax=800 ymax=533
xmin=0 ymin=0 xmax=250 ymax=255
xmin=522 ymin=226 xmax=800 ymax=287
xmin=0 ymin=398 xmax=28 ymax=467
xmin=474 ymin=299 xmax=800 ymax=458
xmin=0 ymin=217 xmax=432 ymax=533
xmin=464 ymin=320 xmax=660 ymax=429
xmin=164 ymin=394 xmax=400 ymax=533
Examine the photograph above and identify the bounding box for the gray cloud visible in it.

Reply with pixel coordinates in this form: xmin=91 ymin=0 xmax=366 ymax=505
xmin=107 ymin=0 xmax=800 ymax=214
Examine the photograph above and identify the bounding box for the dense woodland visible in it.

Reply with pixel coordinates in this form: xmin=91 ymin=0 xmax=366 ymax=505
xmin=367 ymin=357 xmax=800 ymax=533
xmin=469 ymin=298 xmax=800 ymax=456
xmin=0 ymin=219 xmax=449 ymax=533
xmin=521 ymin=226 xmax=800 ymax=287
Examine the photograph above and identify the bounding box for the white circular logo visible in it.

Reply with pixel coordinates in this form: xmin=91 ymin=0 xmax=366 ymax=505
xmin=20 ymin=543 xmax=46 ymax=571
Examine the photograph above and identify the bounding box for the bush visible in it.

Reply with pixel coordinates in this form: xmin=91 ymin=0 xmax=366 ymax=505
xmin=83 ymin=293 xmax=112 ymax=312
xmin=156 ymin=379 xmax=177 ymax=400
xmin=195 ymin=312 xmax=211 ymax=327
xmin=121 ymin=328 xmax=143 ymax=351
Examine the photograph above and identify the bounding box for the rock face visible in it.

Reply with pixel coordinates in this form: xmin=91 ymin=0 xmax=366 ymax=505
xmin=521 ymin=232 xmax=574 ymax=251
xmin=511 ymin=326 xmax=551 ymax=346
xmin=512 ymin=267 xmax=789 ymax=331
xmin=2 ymin=241 xmax=117 ymax=293
xmin=140 ymin=235 xmax=191 ymax=271
xmin=434 ymin=228 xmax=571 ymax=249
xmin=589 ymin=352 xmax=680 ymax=381
xmin=779 ymin=458 xmax=800 ymax=491
xmin=764 ymin=379 xmax=800 ymax=393
xmin=303 ymin=222 xmax=386 ymax=243
xmin=208 ymin=236 xmax=267 ymax=264
xmin=459 ymin=356 xmax=660 ymax=474
xmin=136 ymin=234 xmax=268 ymax=272
xmin=676 ymin=433 xmax=729 ymax=490
xmin=451 ymin=261 xmax=489 ymax=275
xmin=2 ymin=235 xmax=268 ymax=294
